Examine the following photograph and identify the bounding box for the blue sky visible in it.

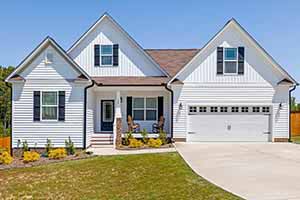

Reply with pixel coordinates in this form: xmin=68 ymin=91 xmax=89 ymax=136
xmin=1 ymin=0 xmax=299 ymax=99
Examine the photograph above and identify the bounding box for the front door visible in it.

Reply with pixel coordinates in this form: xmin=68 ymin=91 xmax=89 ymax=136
xmin=101 ymin=100 xmax=114 ymax=131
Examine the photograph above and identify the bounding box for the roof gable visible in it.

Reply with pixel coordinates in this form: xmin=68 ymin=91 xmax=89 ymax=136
xmin=168 ymin=19 xmax=298 ymax=85
xmin=67 ymin=13 xmax=169 ymax=77
xmin=6 ymin=37 xmax=90 ymax=82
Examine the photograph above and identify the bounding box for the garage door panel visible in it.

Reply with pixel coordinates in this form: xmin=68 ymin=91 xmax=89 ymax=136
xmin=187 ymin=107 xmax=271 ymax=142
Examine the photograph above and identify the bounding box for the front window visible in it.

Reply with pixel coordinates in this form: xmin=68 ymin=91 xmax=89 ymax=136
xmin=224 ymin=48 xmax=237 ymax=74
xmin=101 ymin=45 xmax=113 ymax=66
xmin=133 ymin=97 xmax=157 ymax=121
xmin=41 ymin=91 xmax=58 ymax=120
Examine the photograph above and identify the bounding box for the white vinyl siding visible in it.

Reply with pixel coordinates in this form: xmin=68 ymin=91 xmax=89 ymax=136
xmin=12 ymin=45 xmax=87 ymax=148
xmin=172 ymin=84 xmax=289 ymax=140
xmin=69 ymin=17 xmax=164 ymax=77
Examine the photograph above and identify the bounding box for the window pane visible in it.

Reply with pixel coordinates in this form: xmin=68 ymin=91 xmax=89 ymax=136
xmin=42 ymin=107 xmax=57 ymax=120
xmin=101 ymin=45 xmax=113 ymax=54
xmin=133 ymin=98 xmax=144 ymax=109
xmin=225 ymin=48 xmax=237 ymax=60
xmin=133 ymin=110 xmax=144 ymax=120
xmin=224 ymin=61 xmax=237 ymax=73
xmin=146 ymin=110 xmax=156 ymax=120
xmin=42 ymin=92 xmax=57 ymax=105
xmin=146 ymin=98 xmax=156 ymax=108
xmin=101 ymin=56 xmax=112 ymax=65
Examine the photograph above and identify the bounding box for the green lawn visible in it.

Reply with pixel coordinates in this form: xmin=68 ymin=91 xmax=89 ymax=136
xmin=0 ymin=153 xmax=242 ymax=200
xmin=291 ymin=136 xmax=300 ymax=143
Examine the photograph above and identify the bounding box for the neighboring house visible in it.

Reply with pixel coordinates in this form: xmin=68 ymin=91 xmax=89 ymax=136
xmin=5 ymin=13 xmax=298 ymax=150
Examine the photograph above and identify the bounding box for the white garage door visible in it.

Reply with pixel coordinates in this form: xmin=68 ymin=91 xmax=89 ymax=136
xmin=187 ymin=106 xmax=271 ymax=142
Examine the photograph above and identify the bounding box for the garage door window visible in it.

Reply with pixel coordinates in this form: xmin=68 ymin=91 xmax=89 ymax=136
xmin=241 ymin=107 xmax=249 ymax=112
xmin=220 ymin=107 xmax=228 ymax=112
xmin=210 ymin=107 xmax=218 ymax=112
xmin=262 ymin=107 xmax=270 ymax=113
xmin=199 ymin=107 xmax=207 ymax=112
xmin=189 ymin=106 xmax=197 ymax=113
xmin=231 ymin=107 xmax=239 ymax=112
xmin=252 ymin=107 xmax=260 ymax=112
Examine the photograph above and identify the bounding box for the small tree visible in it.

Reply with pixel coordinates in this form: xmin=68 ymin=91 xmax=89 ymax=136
xmin=65 ymin=136 xmax=75 ymax=155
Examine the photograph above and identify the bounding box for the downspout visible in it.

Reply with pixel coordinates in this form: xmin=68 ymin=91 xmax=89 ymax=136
xmin=5 ymin=82 xmax=13 ymax=156
xmin=83 ymin=80 xmax=95 ymax=149
xmin=289 ymin=84 xmax=297 ymax=142
xmin=164 ymin=83 xmax=174 ymax=140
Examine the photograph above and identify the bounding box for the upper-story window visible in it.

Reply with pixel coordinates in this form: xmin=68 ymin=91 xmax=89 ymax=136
xmin=224 ymin=48 xmax=237 ymax=74
xmin=101 ymin=45 xmax=113 ymax=66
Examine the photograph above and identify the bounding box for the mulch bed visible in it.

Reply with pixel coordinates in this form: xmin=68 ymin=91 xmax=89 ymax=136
xmin=0 ymin=152 xmax=94 ymax=170
xmin=117 ymin=143 xmax=174 ymax=150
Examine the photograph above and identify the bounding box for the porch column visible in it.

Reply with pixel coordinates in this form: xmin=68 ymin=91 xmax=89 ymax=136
xmin=114 ymin=91 xmax=122 ymax=148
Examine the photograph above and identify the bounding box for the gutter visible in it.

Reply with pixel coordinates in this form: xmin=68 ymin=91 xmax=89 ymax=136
xmin=289 ymin=84 xmax=298 ymax=142
xmin=83 ymin=80 xmax=95 ymax=149
xmin=5 ymin=82 xmax=13 ymax=156
xmin=164 ymin=83 xmax=174 ymax=140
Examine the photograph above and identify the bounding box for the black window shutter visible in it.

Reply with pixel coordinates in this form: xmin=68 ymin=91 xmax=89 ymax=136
xmin=126 ymin=96 xmax=132 ymax=120
xmin=58 ymin=91 xmax=65 ymax=121
xmin=217 ymin=47 xmax=223 ymax=74
xmin=94 ymin=44 xmax=100 ymax=66
xmin=33 ymin=91 xmax=40 ymax=121
xmin=238 ymin=47 xmax=245 ymax=74
xmin=157 ymin=96 xmax=164 ymax=119
xmin=113 ymin=44 xmax=119 ymax=66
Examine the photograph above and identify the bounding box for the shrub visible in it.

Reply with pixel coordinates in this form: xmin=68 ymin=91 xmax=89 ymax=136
xmin=141 ymin=128 xmax=149 ymax=143
xmin=147 ymin=138 xmax=162 ymax=148
xmin=45 ymin=138 xmax=53 ymax=154
xmin=128 ymin=138 xmax=143 ymax=148
xmin=159 ymin=129 xmax=167 ymax=145
xmin=48 ymin=148 xmax=67 ymax=159
xmin=23 ymin=151 xmax=40 ymax=163
xmin=22 ymin=140 xmax=29 ymax=152
xmin=0 ymin=151 xmax=13 ymax=165
xmin=65 ymin=136 xmax=75 ymax=155
xmin=124 ymin=131 xmax=133 ymax=146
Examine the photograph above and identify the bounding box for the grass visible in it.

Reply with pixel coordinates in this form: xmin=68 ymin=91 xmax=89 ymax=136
xmin=0 ymin=153 xmax=242 ymax=200
xmin=291 ymin=136 xmax=300 ymax=143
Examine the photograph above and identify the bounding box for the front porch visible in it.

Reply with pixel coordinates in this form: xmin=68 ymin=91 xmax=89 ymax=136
xmin=86 ymin=85 xmax=172 ymax=147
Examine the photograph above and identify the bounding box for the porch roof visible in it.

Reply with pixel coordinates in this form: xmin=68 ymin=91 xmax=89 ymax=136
xmin=92 ymin=76 xmax=182 ymax=86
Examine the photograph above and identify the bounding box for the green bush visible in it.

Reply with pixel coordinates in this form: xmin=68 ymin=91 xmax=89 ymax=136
xmin=141 ymin=128 xmax=148 ymax=143
xmin=45 ymin=138 xmax=53 ymax=155
xmin=159 ymin=129 xmax=167 ymax=145
xmin=22 ymin=140 xmax=29 ymax=152
xmin=65 ymin=136 xmax=75 ymax=155
xmin=124 ymin=131 xmax=133 ymax=146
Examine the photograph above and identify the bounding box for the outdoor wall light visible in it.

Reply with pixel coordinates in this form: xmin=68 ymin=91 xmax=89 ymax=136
xmin=279 ymin=103 xmax=282 ymax=110
xmin=179 ymin=102 xmax=183 ymax=110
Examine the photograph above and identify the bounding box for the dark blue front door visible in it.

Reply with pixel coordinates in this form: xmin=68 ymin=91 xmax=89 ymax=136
xmin=101 ymin=100 xmax=114 ymax=131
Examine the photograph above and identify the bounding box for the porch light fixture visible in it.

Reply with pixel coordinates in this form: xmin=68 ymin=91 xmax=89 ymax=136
xmin=279 ymin=103 xmax=282 ymax=110
xmin=179 ymin=102 xmax=183 ymax=110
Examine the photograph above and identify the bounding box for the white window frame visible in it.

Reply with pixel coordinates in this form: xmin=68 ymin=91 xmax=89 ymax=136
xmin=100 ymin=44 xmax=113 ymax=66
xmin=132 ymin=97 xmax=158 ymax=121
xmin=223 ymin=47 xmax=238 ymax=75
xmin=40 ymin=91 xmax=59 ymax=121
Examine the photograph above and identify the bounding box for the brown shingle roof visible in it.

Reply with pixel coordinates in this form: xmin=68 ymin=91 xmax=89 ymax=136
xmin=92 ymin=76 xmax=182 ymax=86
xmin=145 ymin=49 xmax=199 ymax=77
xmin=9 ymin=74 xmax=25 ymax=81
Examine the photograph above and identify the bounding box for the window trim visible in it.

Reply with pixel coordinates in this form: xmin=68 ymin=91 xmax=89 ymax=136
xmin=223 ymin=47 xmax=238 ymax=75
xmin=40 ymin=91 xmax=59 ymax=122
xmin=100 ymin=44 xmax=113 ymax=66
xmin=132 ymin=97 xmax=158 ymax=121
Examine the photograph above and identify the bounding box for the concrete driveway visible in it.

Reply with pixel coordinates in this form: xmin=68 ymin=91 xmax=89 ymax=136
xmin=176 ymin=142 xmax=300 ymax=200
